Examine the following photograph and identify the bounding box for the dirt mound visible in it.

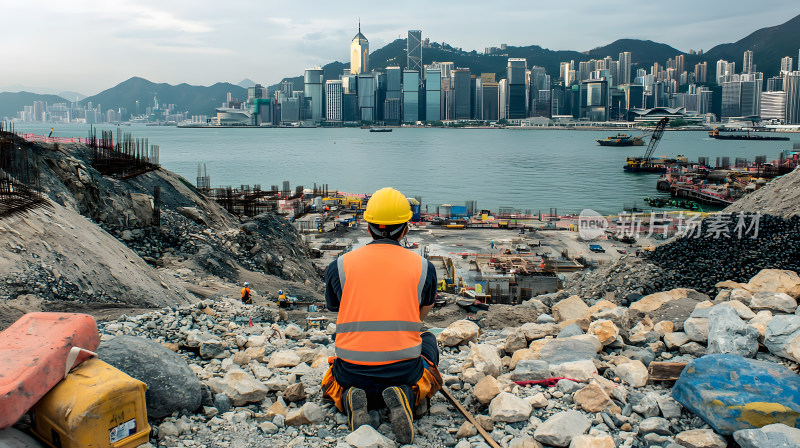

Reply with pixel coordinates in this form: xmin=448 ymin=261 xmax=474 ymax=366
xmin=724 ymin=166 xmax=800 ymax=218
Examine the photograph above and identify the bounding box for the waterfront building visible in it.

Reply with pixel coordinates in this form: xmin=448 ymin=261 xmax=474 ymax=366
xmin=403 ymin=70 xmax=420 ymax=123
xmin=385 ymin=66 xmax=402 ymax=124
xmin=743 ymin=50 xmax=754 ymax=74
xmin=424 ymin=66 xmax=442 ymax=122
xmin=481 ymin=80 xmax=499 ymax=121
xmin=507 ymin=58 xmax=527 ymax=119
xmin=407 ymin=30 xmax=422 ymax=72
xmin=675 ymin=55 xmax=686 ymax=82
xmin=529 ymin=66 xmax=549 ymax=115
xmin=350 ymin=22 xmax=369 ymax=75
xmin=619 ymin=52 xmax=632 ymax=85
xmin=786 ymin=71 xmax=800 ymax=124
xmin=453 ymin=68 xmax=471 ymax=120
xmin=579 ymin=79 xmax=609 ymax=121
xmin=325 ymin=80 xmax=343 ymax=122
xmin=342 ymin=93 xmax=359 ymax=122
xmin=357 ymin=73 xmax=377 ymax=121
xmin=304 ymin=67 xmax=324 ymax=122
xmin=498 ymin=79 xmax=507 ymax=120
xmin=767 ymin=76 xmax=784 ymax=92
xmin=760 ymin=91 xmax=786 ymax=121
xmin=721 ymin=73 xmax=762 ymax=118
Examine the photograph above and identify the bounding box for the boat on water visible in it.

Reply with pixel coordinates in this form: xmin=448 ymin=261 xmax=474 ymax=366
xmin=708 ymin=128 xmax=789 ymax=141
xmin=369 ymin=127 xmax=392 ymax=132
xmin=596 ymin=133 xmax=645 ymax=146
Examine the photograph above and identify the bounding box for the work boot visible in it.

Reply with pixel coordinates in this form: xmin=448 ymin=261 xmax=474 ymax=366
xmin=343 ymin=387 xmax=370 ymax=431
xmin=382 ymin=385 xmax=415 ymax=444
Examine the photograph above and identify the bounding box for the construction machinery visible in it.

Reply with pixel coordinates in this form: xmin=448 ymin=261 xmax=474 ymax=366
xmin=624 ymin=117 xmax=671 ymax=173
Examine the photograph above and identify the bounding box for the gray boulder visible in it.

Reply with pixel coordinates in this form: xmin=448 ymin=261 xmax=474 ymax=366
xmin=510 ymin=360 xmax=550 ymax=382
xmin=556 ymin=323 xmax=584 ymax=339
xmin=764 ymin=315 xmax=800 ymax=362
xmin=707 ymin=304 xmax=759 ymax=358
xmin=98 ymin=335 xmax=202 ymax=419
xmin=733 ymin=423 xmax=800 ymax=448
xmin=533 ymin=410 xmax=591 ymax=447
xmin=539 ymin=339 xmax=596 ymax=364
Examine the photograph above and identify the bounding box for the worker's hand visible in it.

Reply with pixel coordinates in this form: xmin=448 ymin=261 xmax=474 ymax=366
xmin=419 ymin=304 xmax=434 ymax=321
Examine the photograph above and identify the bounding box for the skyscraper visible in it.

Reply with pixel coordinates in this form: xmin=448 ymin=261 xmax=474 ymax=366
xmin=402 ymin=70 xmax=420 ymax=123
xmin=303 ymin=67 xmax=324 ymax=122
xmin=325 ymin=80 xmax=343 ymax=122
xmin=385 ymin=66 xmax=402 ymax=123
xmin=675 ymin=55 xmax=685 ymax=81
xmin=781 ymin=57 xmax=794 ymax=74
xmin=424 ymin=66 xmax=442 ymax=122
xmin=743 ymin=50 xmax=754 ymax=74
xmin=619 ymin=52 xmax=632 ymax=85
xmin=453 ymin=68 xmax=471 ymax=119
xmin=357 ymin=73 xmax=377 ymax=121
xmin=786 ymin=71 xmax=800 ymax=124
xmin=507 ymin=58 xmax=527 ymax=119
xmin=716 ymin=60 xmax=735 ymax=85
xmin=350 ymin=22 xmax=369 ymax=75
xmin=407 ymin=30 xmax=422 ymax=72
xmin=694 ymin=62 xmax=708 ymax=83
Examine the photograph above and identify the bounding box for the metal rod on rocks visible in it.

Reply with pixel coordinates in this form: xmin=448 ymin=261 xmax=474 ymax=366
xmin=438 ymin=386 xmax=502 ymax=448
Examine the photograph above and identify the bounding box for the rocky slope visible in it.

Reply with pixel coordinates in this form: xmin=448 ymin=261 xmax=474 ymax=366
xmin=0 ymin=135 xmax=323 ymax=329
xmin=723 ymin=166 xmax=800 ymax=219
xmin=39 ymin=267 xmax=799 ymax=448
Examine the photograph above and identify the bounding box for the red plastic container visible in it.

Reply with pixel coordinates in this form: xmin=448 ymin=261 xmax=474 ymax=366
xmin=0 ymin=313 xmax=100 ymax=429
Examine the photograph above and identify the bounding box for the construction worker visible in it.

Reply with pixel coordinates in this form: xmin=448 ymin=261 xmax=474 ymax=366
xmin=321 ymin=187 xmax=441 ymax=445
xmin=277 ymin=290 xmax=289 ymax=309
xmin=241 ymin=282 xmax=252 ymax=305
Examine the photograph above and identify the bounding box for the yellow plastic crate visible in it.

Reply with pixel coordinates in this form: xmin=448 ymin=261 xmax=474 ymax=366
xmin=31 ymin=358 xmax=151 ymax=448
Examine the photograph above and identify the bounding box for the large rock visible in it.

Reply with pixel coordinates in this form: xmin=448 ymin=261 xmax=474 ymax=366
xmin=345 ymin=424 xmax=396 ymax=448
xmin=664 ymin=331 xmax=690 ymax=349
xmin=550 ymin=359 xmax=597 ymax=382
xmin=568 ymin=434 xmax=616 ymax=448
xmin=614 ymin=360 xmax=648 ymax=387
xmin=628 ymin=288 xmax=707 ymax=329
xmin=733 ymin=423 xmax=800 ymax=448
xmin=465 ymin=343 xmax=502 ymax=377
xmin=504 ymin=327 xmax=528 ymax=353
xmin=473 ymin=375 xmax=501 ymax=405
xmin=707 ymin=304 xmax=759 ymax=358
xmin=749 ymin=311 xmax=774 ymax=342
xmin=684 ymin=308 xmax=710 ymax=343
xmin=97 ymin=336 xmax=201 ymax=419
xmin=511 ymin=360 xmax=551 ymax=382
xmin=744 ymin=269 xmax=800 ymax=299
xmin=764 ymin=315 xmax=800 ymax=363
xmin=206 ymin=369 xmax=269 ymax=406
xmin=285 ymin=402 xmax=324 ymax=426
xmin=533 ymin=410 xmax=591 ymax=447
xmin=440 ymin=320 xmax=480 ymax=346
xmin=489 ymin=392 xmax=532 ymax=422
xmin=672 ymin=353 xmax=800 ymax=435
xmin=587 ymin=320 xmax=619 ymax=346
xmin=268 ymin=350 xmax=302 ymax=368
xmin=510 ymin=348 xmax=538 ymax=369
xmin=538 ymin=339 xmax=597 ymax=365
xmin=749 ymin=292 xmax=798 ymax=314
xmin=573 ymin=381 xmax=616 ymax=413
xmin=552 ymin=296 xmax=589 ymax=323
xmin=639 ymin=417 xmax=672 ymax=436
xmin=519 ymin=322 xmax=561 ymax=340
xmin=675 ymin=429 xmax=727 ymax=448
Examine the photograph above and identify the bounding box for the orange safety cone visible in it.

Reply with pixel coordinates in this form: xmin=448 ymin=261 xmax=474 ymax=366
xmin=248 ymin=318 xmax=253 ymax=327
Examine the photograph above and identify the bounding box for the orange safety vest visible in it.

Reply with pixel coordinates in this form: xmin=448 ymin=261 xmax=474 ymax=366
xmin=334 ymin=243 xmax=428 ymax=365
xmin=241 ymin=287 xmax=251 ymax=302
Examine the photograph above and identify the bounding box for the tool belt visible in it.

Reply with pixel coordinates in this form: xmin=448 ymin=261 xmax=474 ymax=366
xmin=321 ymin=356 xmax=442 ymax=413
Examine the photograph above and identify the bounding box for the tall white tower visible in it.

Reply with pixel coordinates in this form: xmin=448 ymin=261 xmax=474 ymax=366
xmin=350 ymin=20 xmax=369 ymax=75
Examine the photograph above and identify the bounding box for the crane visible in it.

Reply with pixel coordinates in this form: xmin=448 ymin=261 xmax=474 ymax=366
xmin=623 ymin=117 xmax=670 ymax=173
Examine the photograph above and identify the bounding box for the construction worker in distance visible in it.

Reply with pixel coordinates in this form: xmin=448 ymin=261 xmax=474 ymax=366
xmin=277 ymin=290 xmax=289 ymax=309
xmin=321 ymin=187 xmax=441 ymax=445
xmin=241 ymin=282 xmax=252 ymax=305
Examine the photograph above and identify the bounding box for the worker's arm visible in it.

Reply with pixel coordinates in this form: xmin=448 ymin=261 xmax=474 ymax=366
xmin=324 ymin=260 xmax=342 ymax=312
xmin=419 ymin=260 xmax=438 ymax=322
xmin=419 ymin=304 xmax=434 ymax=321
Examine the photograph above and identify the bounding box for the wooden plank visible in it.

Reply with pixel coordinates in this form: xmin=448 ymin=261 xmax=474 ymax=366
xmin=439 ymin=386 xmax=501 ymax=448
xmin=649 ymin=361 xmax=688 ymax=381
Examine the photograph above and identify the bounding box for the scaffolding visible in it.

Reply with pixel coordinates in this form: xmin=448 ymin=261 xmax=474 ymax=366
xmin=0 ymin=125 xmax=51 ymax=219
xmin=90 ymin=127 xmax=160 ymax=179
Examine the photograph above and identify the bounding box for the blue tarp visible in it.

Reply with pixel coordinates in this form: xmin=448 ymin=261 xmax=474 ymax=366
xmin=672 ymin=354 xmax=800 ymax=434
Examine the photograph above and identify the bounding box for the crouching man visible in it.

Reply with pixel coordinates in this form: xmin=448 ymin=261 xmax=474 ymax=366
xmin=321 ymin=187 xmax=441 ymax=444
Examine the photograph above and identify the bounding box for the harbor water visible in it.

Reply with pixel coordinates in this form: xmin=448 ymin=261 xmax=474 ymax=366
xmin=16 ymin=124 xmax=800 ymax=215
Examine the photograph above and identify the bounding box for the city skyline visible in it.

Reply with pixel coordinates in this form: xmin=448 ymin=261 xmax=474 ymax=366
xmin=2 ymin=0 xmax=800 ymax=95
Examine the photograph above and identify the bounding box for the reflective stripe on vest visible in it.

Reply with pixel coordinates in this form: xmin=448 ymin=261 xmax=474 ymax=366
xmin=334 ymin=243 xmax=427 ymax=365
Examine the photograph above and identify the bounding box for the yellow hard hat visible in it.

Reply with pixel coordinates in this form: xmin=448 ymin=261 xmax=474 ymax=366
xmin=363 ymin=187 xmax=413 ymax=225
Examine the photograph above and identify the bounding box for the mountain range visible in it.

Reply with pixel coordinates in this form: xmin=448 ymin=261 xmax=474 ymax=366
xmin=1 ymin=13 xmax=798 ymax=120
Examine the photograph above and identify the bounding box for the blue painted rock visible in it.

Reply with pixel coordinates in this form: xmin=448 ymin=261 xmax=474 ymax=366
xmin=672 ymin=354 xmax=800 ymax=435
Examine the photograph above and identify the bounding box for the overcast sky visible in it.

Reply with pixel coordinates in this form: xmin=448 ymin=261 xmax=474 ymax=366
xmin=3 ymin=0 xmax=798 ymax=96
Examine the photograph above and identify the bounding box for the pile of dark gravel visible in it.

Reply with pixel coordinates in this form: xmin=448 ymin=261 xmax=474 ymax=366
xmin=646 ymin=213 xmax=800 ymax=295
